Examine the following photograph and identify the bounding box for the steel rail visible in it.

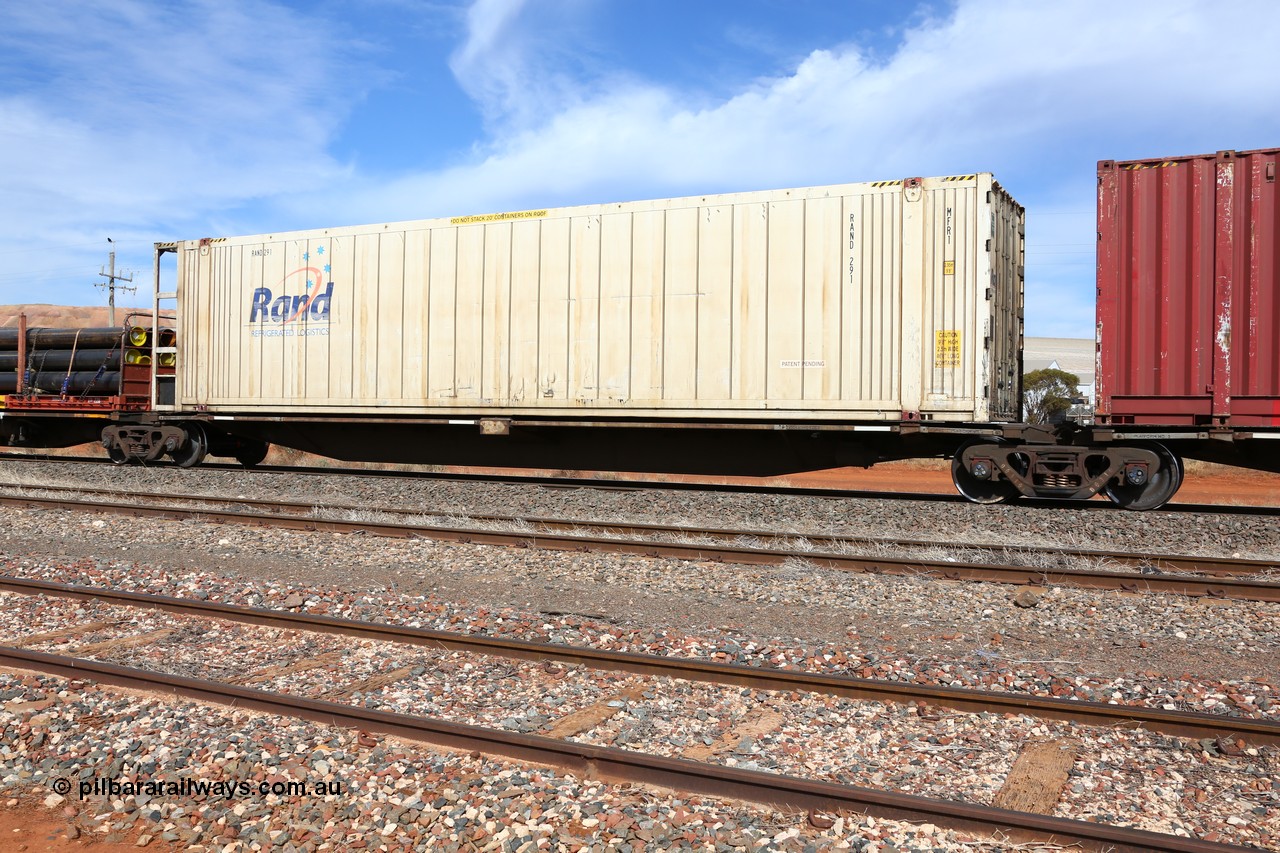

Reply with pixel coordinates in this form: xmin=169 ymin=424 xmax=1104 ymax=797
xmin=1 ymin=481 xmax=1272 ymax=578
xmin=0 ymin=646 xmax=1252 ymax=853
xmin=3 ymin=575 xmax=1276 ymax=747
xmin=3 ymin=492 xmax=1278 ymax=602
xmin=2 ymin=452 xmax=1277 ymax=517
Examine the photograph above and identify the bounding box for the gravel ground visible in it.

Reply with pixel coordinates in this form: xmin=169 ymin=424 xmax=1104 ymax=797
xmin=1 ymin=502 xmax=1276 ymax=695
xmin=9 ymin=481 xmax=1277 ymax=583
xmin=0 ymin=460 xmax=1277 ymax=850
xmin=2 ymin=594 xmax=1276 ymax=849
xmin=8 ymin=671 xmax=974 ymax=852
xmin=1 ymin=460 xmax=1278 ymax=559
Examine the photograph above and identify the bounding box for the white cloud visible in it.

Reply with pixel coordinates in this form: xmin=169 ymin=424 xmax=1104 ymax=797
xmin=6 ymin=0 xmax=1279 ymax=333
xmin=0 ymin=0 xmax=362 ymax=302
xmin=448 ymin=0 xmax=602 ymax=132
xmin=335 ymin=0 xmax=1280 ymax=218
xmin=449 ymin=0 xmax=529 ymax=121
xmin=312 ymin=0 xmax=1280 ymax=336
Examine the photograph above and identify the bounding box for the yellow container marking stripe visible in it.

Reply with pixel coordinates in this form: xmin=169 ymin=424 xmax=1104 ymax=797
xmin=450 ymin=209 xmax=549 ymax=225
xmin=871 ymin=180 xmax=904 ymax=188
xmin=941 ymin=175 xmax=977 ymax=181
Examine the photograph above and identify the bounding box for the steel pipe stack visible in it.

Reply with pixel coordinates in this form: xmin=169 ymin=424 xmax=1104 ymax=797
xmin=0 ymin=371 xmax=119 ymax=394
xmin=0 ymin=325 xmax=126 ymax=396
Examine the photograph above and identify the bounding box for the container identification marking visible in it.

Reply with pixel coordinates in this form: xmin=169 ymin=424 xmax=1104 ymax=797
xmin=450 ymin=209 xmax=548 ymax=225
xmin=943 ymin=260 xmax=955 ymax=275
xmin=934 ymin=330 xmax=961 ymax=368
xmin=848 ymin=213 xmax=856 ymax=285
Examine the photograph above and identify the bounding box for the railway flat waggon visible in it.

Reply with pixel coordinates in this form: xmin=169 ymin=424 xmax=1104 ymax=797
xmin=1 ymin=149 xmax=1276 ymax=510
xmin=115 ymin=173 xmax=1029 ymax=480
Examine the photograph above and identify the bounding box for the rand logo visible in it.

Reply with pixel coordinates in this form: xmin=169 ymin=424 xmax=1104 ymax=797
xmin=250 ymin=280 xmax=333 ymax=323
xmin=248 ymin=246 xmax=335 ymax=324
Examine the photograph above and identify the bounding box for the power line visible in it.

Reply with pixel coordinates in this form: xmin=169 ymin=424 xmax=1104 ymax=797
xmin=94 ymin=239 xmax=136 ymax=326
xmin=0 ymin=240 xmax=124 ymax=257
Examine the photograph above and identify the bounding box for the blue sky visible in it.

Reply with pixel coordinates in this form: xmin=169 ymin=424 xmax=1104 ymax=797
xmin=1 ymin=0 xmax=1277 ymax=337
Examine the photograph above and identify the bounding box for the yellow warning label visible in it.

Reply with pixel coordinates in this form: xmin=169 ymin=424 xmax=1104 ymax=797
xmin=943 ymin=260 xmax=955 ymax=275
xmin=934 ymin=330 xmax=961 ymax=368
xmin=450 ymin=209 xmax=548 ymax=225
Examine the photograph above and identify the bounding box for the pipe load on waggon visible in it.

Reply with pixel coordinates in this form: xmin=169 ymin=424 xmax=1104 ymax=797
xmin=2 ymin=149 xmax=1277 ymax=509
xmin=0 ymin=318 xmax=158 ymax=450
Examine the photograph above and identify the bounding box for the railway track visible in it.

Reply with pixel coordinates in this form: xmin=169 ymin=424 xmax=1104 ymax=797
xmin=1 ymin=576 xmax=1271 ymax=852
xmin=2 ymin=480 xmax=1273 ymax=577
xmin=3 ymin=451 xmax=1278 ymax=517
xmin=3 ymin=574 xmax=1275 ymax=745
xmin=1 ymin=484 xmax=1278 ymax=602
xmin=2 ymin=647 xmax=1247 ymax=853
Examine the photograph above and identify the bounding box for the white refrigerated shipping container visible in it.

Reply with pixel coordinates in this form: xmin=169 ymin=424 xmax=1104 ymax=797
xmin=166 ymin=173 xmax=1023 ymax=422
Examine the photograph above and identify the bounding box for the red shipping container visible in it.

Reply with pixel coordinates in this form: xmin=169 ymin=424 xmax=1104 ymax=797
xmin=1096 ymin=148 xmax=1279 ymax=427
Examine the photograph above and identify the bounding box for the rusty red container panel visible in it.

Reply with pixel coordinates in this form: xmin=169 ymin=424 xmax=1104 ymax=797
xmin=1096 ymin=148 xmax=1280 ymax=426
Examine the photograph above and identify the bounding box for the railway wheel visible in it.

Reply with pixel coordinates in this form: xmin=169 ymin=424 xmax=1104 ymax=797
xmin=234 ymin=439 xmax=269 ymax=468
xmin=1103 ymin=442 xmax=1181 ymax=511
xmin=107 ymin=445 xmax=130 ymax=465
xmin=951 ymin=439 xmax=1020 ymax=504
xmin=170 ymin=424 xmax=208 ymax=468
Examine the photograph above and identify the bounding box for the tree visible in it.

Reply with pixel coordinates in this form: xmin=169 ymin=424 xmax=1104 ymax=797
xmin=1023 ymin=368 xmax=1081 ymax=424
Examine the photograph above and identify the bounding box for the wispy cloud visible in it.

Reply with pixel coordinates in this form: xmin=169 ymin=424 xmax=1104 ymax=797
xmin=0 ymin=0 xmax=365 ymax=299
xmin=442 ymin=0 xmax=1275 ymax=192
xmin=321 ymin=0 xmax=1280 ymax=336
xmin=5 ymin=0 xmax=1279 ymax=335
xmin=448 ymin=0 xmax=603 ymax=131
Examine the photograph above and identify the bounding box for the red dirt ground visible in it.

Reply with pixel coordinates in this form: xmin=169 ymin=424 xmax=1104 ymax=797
xmin=439 ymin=460 xmax=1280 ymax=508
xmin=0 ymin=306 xmax=117 ymax=330
xmin=0 ymin=801 xmax=147 ymax=852
xmin=781 ymin=462 xmax=1280 ymax=507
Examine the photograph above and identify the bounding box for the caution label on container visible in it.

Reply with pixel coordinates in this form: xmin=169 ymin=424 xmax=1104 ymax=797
xmin=450 ymin=209 xmax=549 ymax=225
xmin=943 ymin=260 xmax=955 ymax=275
xmin=934 ymin=330 xmax=961 ymax=368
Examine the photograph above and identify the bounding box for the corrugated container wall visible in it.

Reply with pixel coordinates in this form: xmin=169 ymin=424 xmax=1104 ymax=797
xmin=174 ymin=175 xmax=1024 ymax=422
xmin=1096 ymin=148 xmax=1280 ymax=426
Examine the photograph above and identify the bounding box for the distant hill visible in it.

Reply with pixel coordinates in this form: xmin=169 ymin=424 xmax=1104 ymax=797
xmin=0 ymin=305 xmax=150 ymax=329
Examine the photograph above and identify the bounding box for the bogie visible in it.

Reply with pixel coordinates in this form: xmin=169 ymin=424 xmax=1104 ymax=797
xmin=951 ymin=439 xmax=1183 ymax=510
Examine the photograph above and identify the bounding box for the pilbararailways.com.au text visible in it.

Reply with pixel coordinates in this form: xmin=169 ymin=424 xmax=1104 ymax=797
xmin=58 ymin=776 xmax=345 ymax=799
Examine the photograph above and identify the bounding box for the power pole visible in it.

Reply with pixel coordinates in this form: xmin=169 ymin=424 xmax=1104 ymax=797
xmin=96 ymin=238 xmax=136 ymax=326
